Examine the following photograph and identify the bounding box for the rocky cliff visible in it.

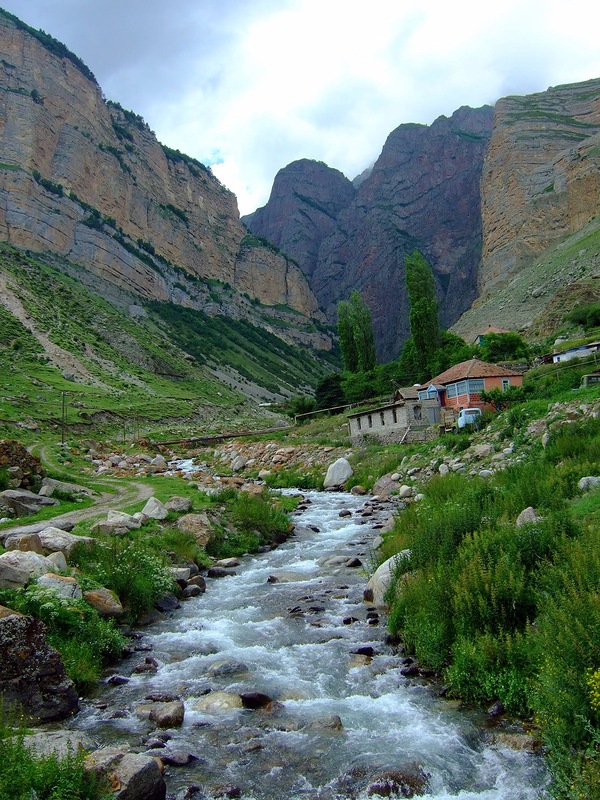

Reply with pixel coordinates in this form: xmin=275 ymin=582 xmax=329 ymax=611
xmin=0 ymin=11 xmax=327 ymax=350
xmin=246 ymin=107 xmax=494 ymax=362
xmin=479 ymin=77 xmax=600 ymax=296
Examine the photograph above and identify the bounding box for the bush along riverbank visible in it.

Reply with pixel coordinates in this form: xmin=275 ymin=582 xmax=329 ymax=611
xmin=0 ymin=484 xmax=297 ymax=799
xmin=381 ymin=414 xmax=600 ymax=799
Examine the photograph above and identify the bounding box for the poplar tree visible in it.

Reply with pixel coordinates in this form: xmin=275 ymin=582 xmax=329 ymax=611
xmin=404 ymin=250 xmax=440 ymax=380
xmin=336 ymin=290 xmax=376 ymax=373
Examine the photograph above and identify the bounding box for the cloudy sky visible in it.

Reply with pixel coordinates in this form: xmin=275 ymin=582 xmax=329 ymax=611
xmin=3 ymin=1 xmax=600 ymax=213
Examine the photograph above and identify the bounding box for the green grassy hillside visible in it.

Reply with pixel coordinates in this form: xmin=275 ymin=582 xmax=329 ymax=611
xmin=0 ymin=244 xmax=337 ymax=442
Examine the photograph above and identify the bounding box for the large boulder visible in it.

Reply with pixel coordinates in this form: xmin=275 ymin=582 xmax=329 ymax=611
xmin=37 ymin=526 xmax=94 ymax=557
xmin=149 ymin=700 xmax=185 ymax=728
xmin=142 ymin=496 xmax=169 ymax=520
xmin=86 ymin=747 xmax=166 ymax=800
xmin=324 ymin=458 xmax=353 ymax=489
xmin=36 ymin=573 xmax=83 ymax=600
xmin=0 ymin=488 xmax=58 ymax=517
xmin=22 ymin=730 xmax=96 ymax=759
xmin=84 ymin=587 xmax=124 ymax=618
xmin=0 ymin=605 xmax=79 ymax=722
xmin=364 ymin=552 xmax=409 ymax=607
xmin=177 ymin=512 xmax=213 ymax=546
xmin=164 ymin=496 xmax=192 ymax=513
xmin=0 ymin=551 xmax=55 ymax=589
xmin=578 ymin=476 xmax=600 ymax=492
xmin=3 ymin=531 xmax=45 ymax=554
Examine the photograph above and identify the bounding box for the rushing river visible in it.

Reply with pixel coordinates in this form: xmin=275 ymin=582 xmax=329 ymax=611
xmin=70 ymin=490 xmax=548 ymax=799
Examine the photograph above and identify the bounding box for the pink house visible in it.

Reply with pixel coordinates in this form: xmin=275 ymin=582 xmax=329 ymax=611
xmin=417 ymin=358 xmax=523 ymax=412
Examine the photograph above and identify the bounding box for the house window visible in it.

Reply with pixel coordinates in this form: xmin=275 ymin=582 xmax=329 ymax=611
xmin=357 ymin=417 xmax=361 ymax=430
xmin=502 ymin=378 xmax=510 ymax=392
xmin=456 ymin=380 xmax=467 ymax=397
xmin=468 ymin=378 xmax=484 ymax=393
xmin=392 ymin=408 xmax=397 ymax=423
xmin=447 ymin=383 xmax=457 ymax=398
xmin=413 ymin=405 xmax=422 ymax=421
xmin=368 ymin=415 xmax=372 ymax=428
xmin=380 ymin=412 xmax=385 ymax=425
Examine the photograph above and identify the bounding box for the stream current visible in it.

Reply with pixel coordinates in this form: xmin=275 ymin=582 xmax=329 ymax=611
xmin=70 ymin=490 xmax=548 ymax=799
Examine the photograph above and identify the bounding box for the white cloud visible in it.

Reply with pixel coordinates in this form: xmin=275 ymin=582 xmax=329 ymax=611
xmin=2 ymin=0 xmax=600 ymax=213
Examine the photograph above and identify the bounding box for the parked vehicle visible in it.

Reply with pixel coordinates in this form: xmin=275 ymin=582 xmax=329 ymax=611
xmin=456 ymin=407 xmax=482 ymax=430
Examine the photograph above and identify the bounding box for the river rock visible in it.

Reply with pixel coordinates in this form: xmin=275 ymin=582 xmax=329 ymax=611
xmin=240 ymin=691 xmax=274 ymax=709
xmin=206 ymin=660 xmax=249 ymax=678
xmin=37 ymin=526 xmax=94 ymax=556
xmin=0 ymin=551 xmax=55 ymax=589
xmin=21 ymin=730 xmax=95 ymax=759
xmin=214 ymin=557 xmax=241 ymax=568
xmin=151 ymin=454 xmax=168 ymax=470
xmin=84 ymin=587 xmax=125 ymax=617
xmin=142 ymin=496 xmax=169 ymax=520
xmin=366 ymin=765 xmax=429 ymax=797
xmin=86 ymin=746 xmax=167 ymax=800
xmin=36 ymin=573 xmax=83 ymax=600
xmin=0 ymin=605 xmax=79 ymax=722
xmin=194 ymin=691 xmax=243 ymax=712
xmin=0 ymin=488 xmax=58 ymax=517
xmin=149 ymin=700 xmax=185 ymax=728
xmin=267 ymin=571 xmax=310 ymax=583
xmin=305 ymin=714 xmax=343 ymax=731
xmin=372 ymin=475 xmax=400 ymax=498
xmin=324 ymin=458 xmax=353 ymax=488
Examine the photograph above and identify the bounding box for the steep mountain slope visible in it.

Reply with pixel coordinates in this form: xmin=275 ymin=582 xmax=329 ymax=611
xmin=480 ymin=77 xmax=600 ymax=296
xmin=246 ymin=106 xmax=494 ymax=362
xmin=243 ymin=159 xmax=356 ymax=279
xmin=0 ymin=9 xmax=329 ymax=355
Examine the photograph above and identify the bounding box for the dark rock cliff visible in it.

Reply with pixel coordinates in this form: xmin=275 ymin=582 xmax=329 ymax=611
xmin=246 ymin=106 xmax=494 ymax=362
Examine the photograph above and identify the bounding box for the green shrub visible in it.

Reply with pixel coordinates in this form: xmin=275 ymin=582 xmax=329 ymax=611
xmin=71 ymin=539 xmax=173 ymax=620
xmin=446 ymin=632 xmax=532 ymax=713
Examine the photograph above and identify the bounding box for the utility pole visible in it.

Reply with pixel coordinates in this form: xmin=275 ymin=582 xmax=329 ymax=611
xmin=61 ymin=391 xmax=67 ymax=447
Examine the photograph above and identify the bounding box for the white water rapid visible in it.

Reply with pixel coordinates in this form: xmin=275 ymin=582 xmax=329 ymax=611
xmin=70 ymin=490 xmax=548 ymax=800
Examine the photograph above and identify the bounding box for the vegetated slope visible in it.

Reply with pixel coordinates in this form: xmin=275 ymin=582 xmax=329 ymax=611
xmin=451 ymin=214 xmax=600 ymax=343
xmin=0 ymin=245 xmax=337 ymax=440
xmin=0 ymin=8 xmax=330 ymax=356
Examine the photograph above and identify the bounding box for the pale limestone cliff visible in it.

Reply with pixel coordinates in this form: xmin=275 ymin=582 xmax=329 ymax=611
xmin=0 ymin=13 xmax=323 ymax=344
xmin=480 ymin=78 xmax=600 ymax=295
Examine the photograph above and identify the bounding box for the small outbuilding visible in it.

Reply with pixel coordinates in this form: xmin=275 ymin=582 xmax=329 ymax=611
xmin=347 ymin=387 xmax=440 ymax=445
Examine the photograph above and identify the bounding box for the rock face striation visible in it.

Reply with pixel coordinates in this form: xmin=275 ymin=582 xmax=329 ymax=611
xmin=479 ymin=78 xmax=600 ymax=296
xmin=246 ymin=107 xmax=494 ymax=361
xmin=0 ymin=12 xmax=326 ymax=350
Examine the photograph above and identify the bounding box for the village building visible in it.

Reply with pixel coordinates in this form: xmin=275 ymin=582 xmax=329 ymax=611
xmin=417 ymin=358 xmax=524 ymax=412
xmin=347 ymin=387 xmax=440 ymax=445
xmin=540 ymin=340 xmax=600 ymax=365
xmin=470 ymin=325 xmax=511 ymax=346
